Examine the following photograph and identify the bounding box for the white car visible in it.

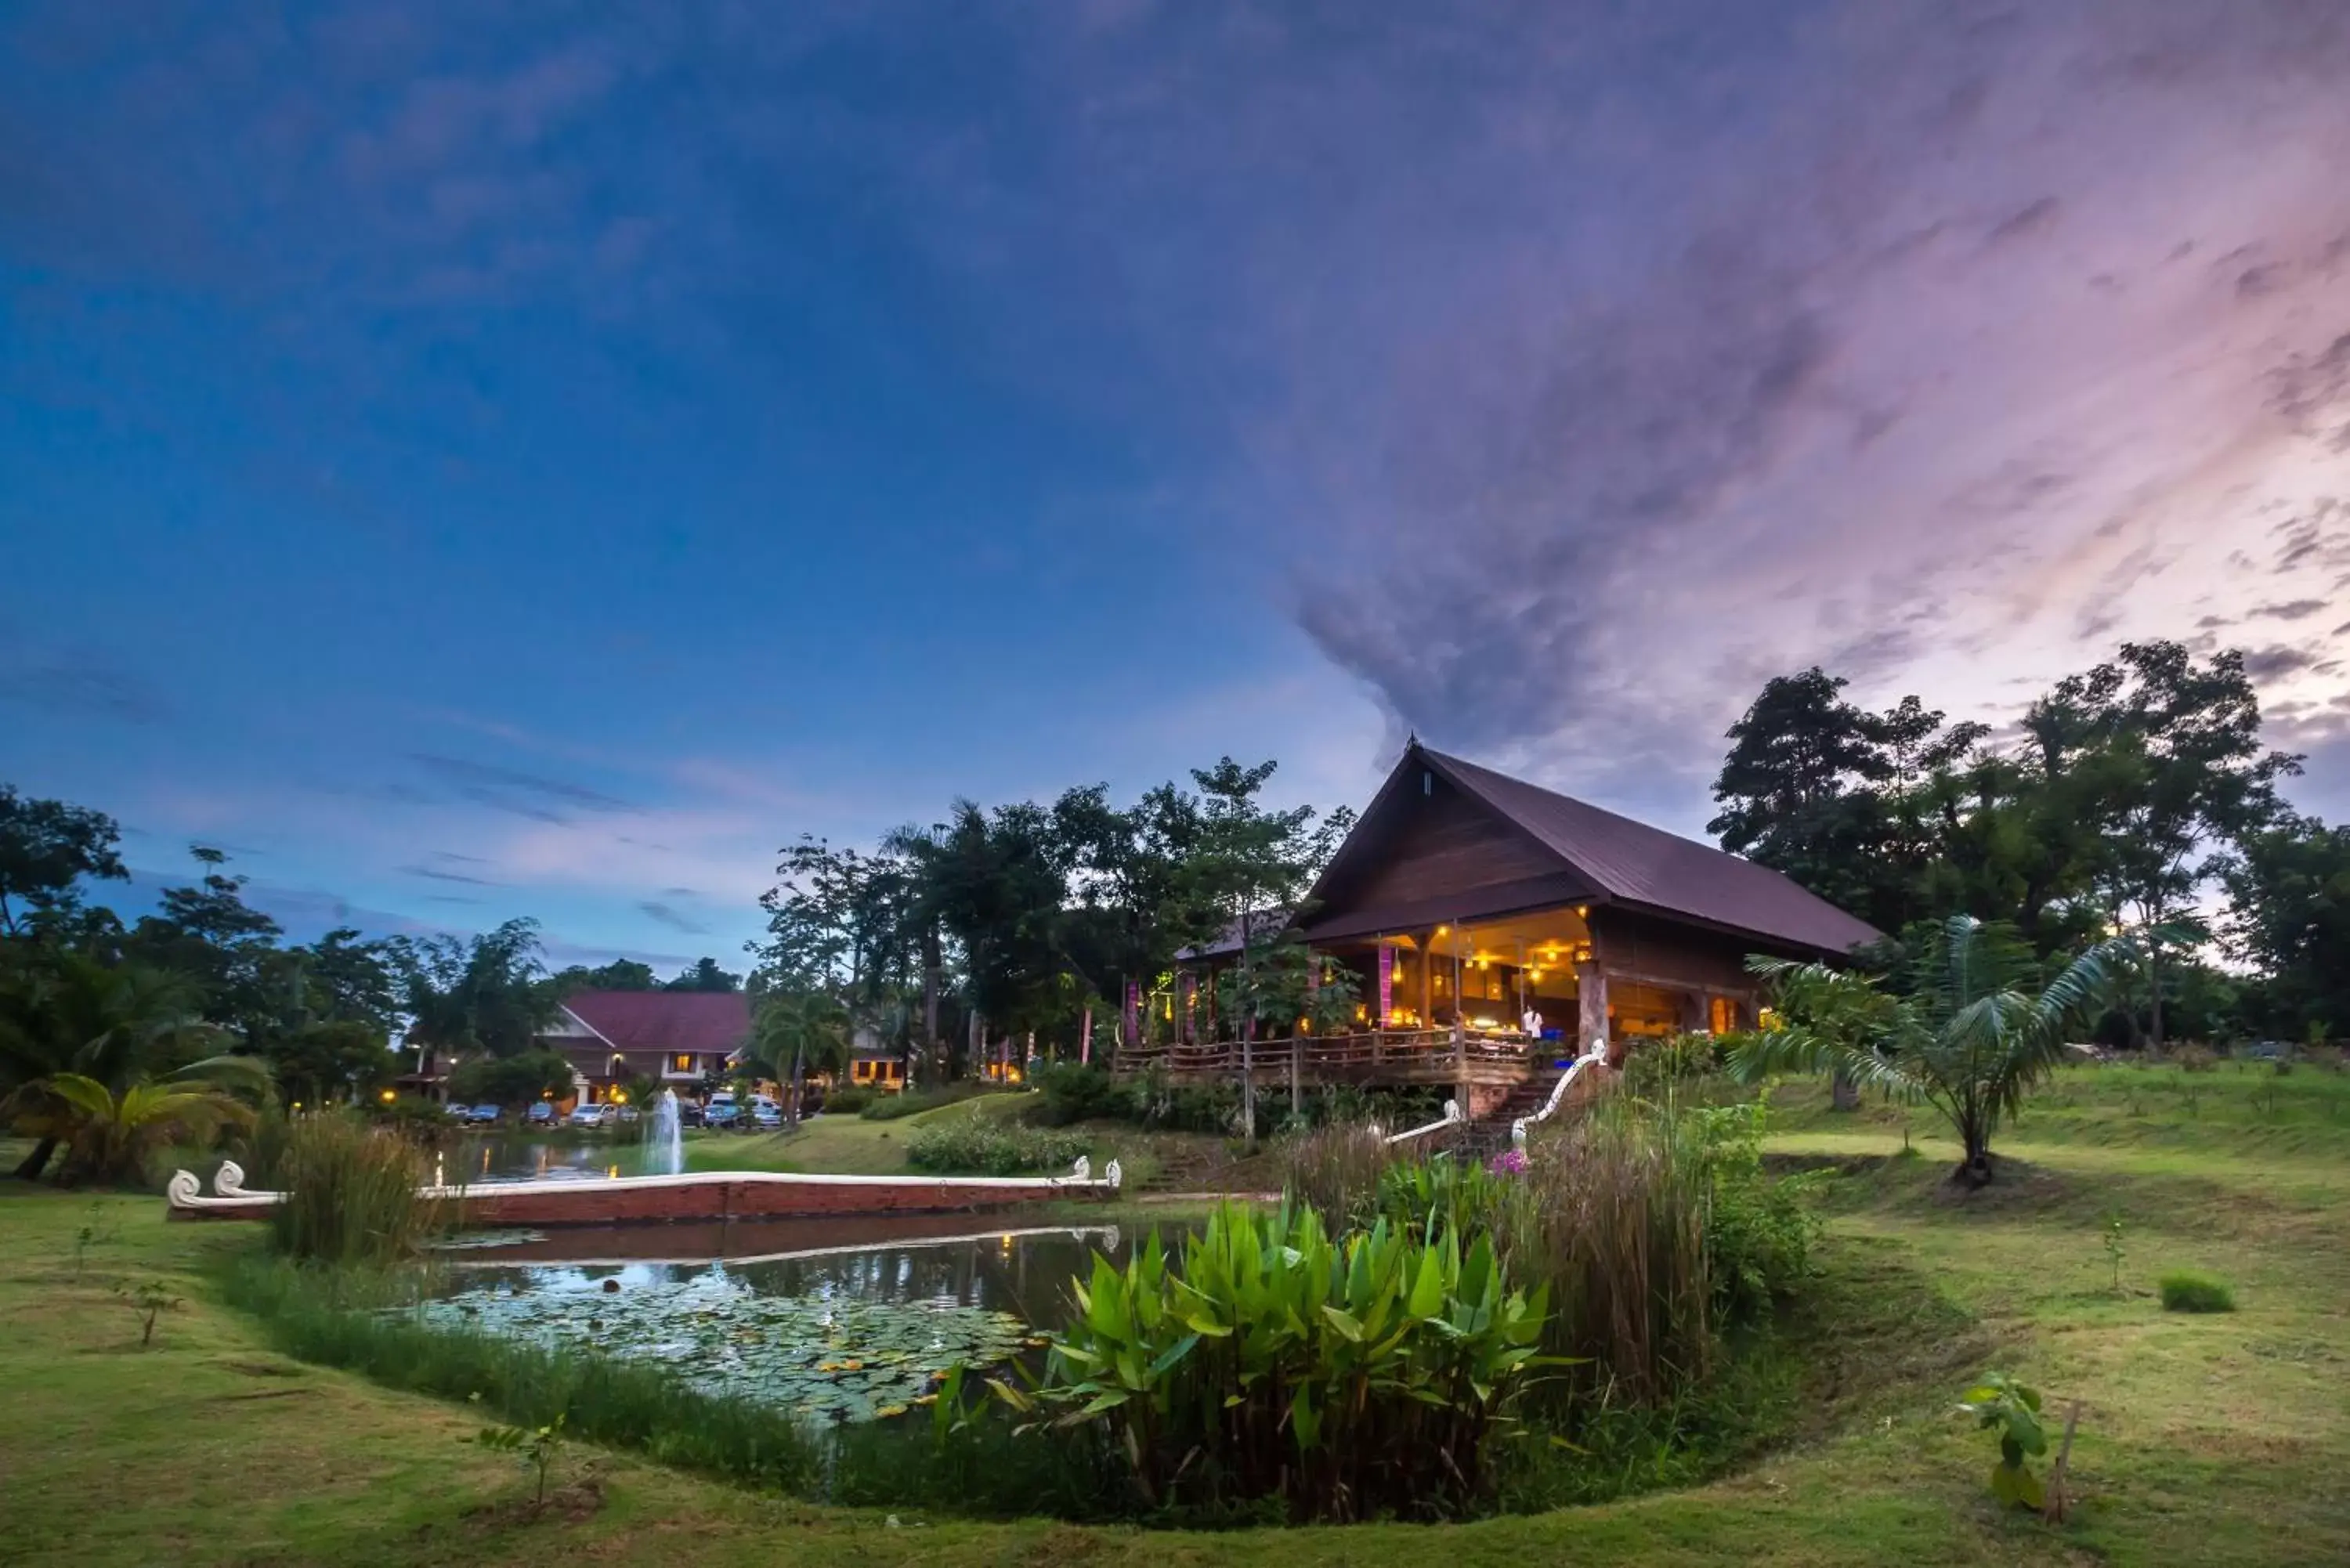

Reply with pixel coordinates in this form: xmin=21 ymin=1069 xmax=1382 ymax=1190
xmin=567 ymin=1104 xmax=613 ymax=1128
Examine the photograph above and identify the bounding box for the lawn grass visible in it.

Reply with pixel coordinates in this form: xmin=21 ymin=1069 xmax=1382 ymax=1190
xmin=682 ymin=1095 xmax=1263 ymax=1192
xmin=4 ymin=1061 xmax=2347 ymax=1565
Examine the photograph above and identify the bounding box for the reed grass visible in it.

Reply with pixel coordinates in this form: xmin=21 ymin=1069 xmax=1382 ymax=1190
xmin=266 ymin=1114 xmax=446 ymax=1265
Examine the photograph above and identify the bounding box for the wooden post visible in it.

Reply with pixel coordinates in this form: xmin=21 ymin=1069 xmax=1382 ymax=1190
xmin=2043 ymin=1398 xmax=2083 ymax=1523
xmin=1576 ymin=960 xmax=1608 ymax=1060
xmin=1289 ymin=1035 xmax=1301 ymax=1116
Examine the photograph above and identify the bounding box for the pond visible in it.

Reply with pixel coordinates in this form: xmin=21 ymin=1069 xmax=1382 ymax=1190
xmin=414 ymin=1213 xmax=1139 ymax=1425
xmin=449 ymin=1133 xmax=669 ymax=1183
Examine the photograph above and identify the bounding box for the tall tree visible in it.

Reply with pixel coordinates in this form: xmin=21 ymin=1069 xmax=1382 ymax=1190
xmin=0 ymin=786 xmax=127 ymax=938
xmin=1710 ymin=670 xmax=1902 ymax=930
xmin=551 ymin=958 xmax=658 ymax=993
xmin=2221 ymin=812 xmax=2350 ymax=1040
xmin=389 ymin=919 xmax=555 ymax=1064
xmin=1178 ymin=758 xmax=1354 ymax=1136
xmin=663 ymin=957 xmax=743 ymax=992
xmin=123 ymin=847 xmax=285 ymax=1038
xmin=2041 ymin=643 xmax=2298 ymax=1049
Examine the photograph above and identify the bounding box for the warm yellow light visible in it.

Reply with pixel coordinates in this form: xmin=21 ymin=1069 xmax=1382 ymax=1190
xmin=379 ymin=1089 xmax=396 ymax=1104
xmin=291 ymin=1100 xmax=303 ymax=1111
xmin=612 ymin=1090 xmax=628 ymax=1105
xmin=1574 ymin=905 xmax=1588 ymax=918
xmin=1529 ymin=968 xmax=1542 ymax=981
xmin=1434 ymin=924 xmax=1448 ymax=937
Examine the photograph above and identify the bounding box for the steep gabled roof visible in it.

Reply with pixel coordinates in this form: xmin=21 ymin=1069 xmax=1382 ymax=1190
xmin=558 ymin=991 xmax=751 ymax=1057
xmin=1302 ymin=742 xmax=1882 ymax=959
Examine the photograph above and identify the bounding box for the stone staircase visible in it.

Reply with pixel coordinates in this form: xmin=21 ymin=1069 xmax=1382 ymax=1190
xmin=1448 ymin=1068 xmax=1564 ymax=1160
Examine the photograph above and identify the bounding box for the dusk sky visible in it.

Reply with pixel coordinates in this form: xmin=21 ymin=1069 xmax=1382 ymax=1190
xmin=5 ymin=2 xmax=2348 ymax=969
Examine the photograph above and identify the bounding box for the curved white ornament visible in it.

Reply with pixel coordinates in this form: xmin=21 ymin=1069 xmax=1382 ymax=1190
xmin=1069 ymin=1155 xmax=1091 ymax=1182
xmin=215 ymin=1160 xmax=248 ymax=1196
xmin=1104 ymin=1158 xmax=1123 ymax=1190
xmin=166 ymin=1169 xmax=204 ymax=1209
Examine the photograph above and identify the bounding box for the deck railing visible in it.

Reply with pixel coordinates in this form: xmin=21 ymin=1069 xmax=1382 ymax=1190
xmin=1115 ymin=1028 xmax=1542 ymax=1083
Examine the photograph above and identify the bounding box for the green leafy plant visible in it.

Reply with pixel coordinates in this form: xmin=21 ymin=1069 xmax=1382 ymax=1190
xmin=2102 ymin=1211 xmax=2126 ymax=1294
xmin=992 ymin=1202 xmax=1554 ymax=1522
xmin=2158 ymin=1270 xmax=2235 ymax=1313
xmin=1958 ymin=1372 xmax=2048 ymax=1510
xmin=1730 ymin=916 xmax=2133 ymax=1185
xmin=903 ymin=1111 xmax=1088 ymax=1176
xmin=118 ymin=1278 xmax=182 ymax=1348
xmin=467 ymin=1400 xmax=566 ymax=1507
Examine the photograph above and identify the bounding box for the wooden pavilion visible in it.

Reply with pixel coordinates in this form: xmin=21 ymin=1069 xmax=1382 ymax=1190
xmin=1120 ymin=741 xmax=1882 ymax=1118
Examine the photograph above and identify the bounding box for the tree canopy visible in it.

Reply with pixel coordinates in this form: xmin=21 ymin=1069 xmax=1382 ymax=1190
xmin=1712 ymin=640 xmax=2308 ymax=1048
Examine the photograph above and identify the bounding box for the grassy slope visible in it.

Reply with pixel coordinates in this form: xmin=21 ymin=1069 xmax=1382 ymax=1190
xmin=5 ymin=1063 xmax=2346 ymax=1566
xmin=682 ymin=1095 xmax=1266 ymax=1192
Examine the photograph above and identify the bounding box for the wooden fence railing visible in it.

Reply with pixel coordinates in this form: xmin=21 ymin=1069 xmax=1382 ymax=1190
xmin=1115 ymin=1028 xmax=1542 ymax=1084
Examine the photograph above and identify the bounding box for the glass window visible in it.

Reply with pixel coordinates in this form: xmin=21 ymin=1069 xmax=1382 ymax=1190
xmin=672 ymin=1053 xmax=693 ymax=1073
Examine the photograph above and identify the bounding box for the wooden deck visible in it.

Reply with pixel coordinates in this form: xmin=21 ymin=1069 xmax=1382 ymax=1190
xmin=1116 ymin=1028 xmax=1562 ymax=1089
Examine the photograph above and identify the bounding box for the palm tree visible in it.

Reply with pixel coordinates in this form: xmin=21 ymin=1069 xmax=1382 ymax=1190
xmin=1729 ymin=915 xmax=2131 ymax=1186
xmin=0 ymin=955 xmax=231 ymax=1181
xmin=38 ymin=1070 xmax=262 ymax=1185
xmin=751 ymin=991 xmax=850 ymax=1129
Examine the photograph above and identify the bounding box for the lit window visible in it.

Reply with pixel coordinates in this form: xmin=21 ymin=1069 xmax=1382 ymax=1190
xmin=672 ymin=1053 xmax=693 ymax=1073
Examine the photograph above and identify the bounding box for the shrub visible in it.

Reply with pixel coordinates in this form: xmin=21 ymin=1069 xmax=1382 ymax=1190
xmin=992 ymin=1202 xmax=1549 ymax=1522
xmin=1679 ymin=1101 xmax=1818 ymax=1321
xmin=861 ymin=1082 xmax=1007 ymax=1121
xmin=820 ymin=1085 xmax=877 ymax=1115
xmin=904 ymin=1111 xmax=1090 ymax=1176
xmin=366 ymin=1093 xmax=463 ymax=1147
xmin=1027 ymin=1063 xmax=1140 ymax=1127
xmin=1958 ymin=1372 xmax=2051 ymax=1509
xmin=1622 ymin=1032 xmax=1725 ymax=1097
xmin=268 ymin=1113 xmax=446 ymax=1265
xmin=447 ymin=1049 xmax=576 ymax=1111
xmin=2159 ymin=1270 xmax=2236 ymax=1313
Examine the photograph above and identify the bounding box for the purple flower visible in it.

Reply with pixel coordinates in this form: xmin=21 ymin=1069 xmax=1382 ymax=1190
xmin=1487 ymin=1149 xmax=1528 ymax=1176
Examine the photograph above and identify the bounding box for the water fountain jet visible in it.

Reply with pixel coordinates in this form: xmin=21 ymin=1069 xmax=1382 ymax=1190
xmin=647 ymin=1088 xmax=685 ymax=1176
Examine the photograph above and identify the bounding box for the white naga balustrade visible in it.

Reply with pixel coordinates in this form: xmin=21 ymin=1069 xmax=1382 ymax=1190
xmin=1511 ymin=1039 xmax=1612 ymax=1147
xmin=1382 ymin=1098 xmax=1464 ymax=1146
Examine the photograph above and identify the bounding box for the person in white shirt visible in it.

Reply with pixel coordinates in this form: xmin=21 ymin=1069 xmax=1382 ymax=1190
xmin=1521 ymin=1004 xmax=1543 ymax=1036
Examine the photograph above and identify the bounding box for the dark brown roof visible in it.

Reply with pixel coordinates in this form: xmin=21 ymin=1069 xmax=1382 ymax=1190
xmin=1173 ymin=909 xmax=1293 ymax=962
xmin=1303 ymin=744 xmax=1882 ymax=959
xmin=559 ymin=991 xmax=751 ymax=1057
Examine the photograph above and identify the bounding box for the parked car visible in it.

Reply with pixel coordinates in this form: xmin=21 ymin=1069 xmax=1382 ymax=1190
xmin=703 ymin=1098 xmax=742 ymax=1129
xmin=614 ymin=1104 xmax=641 ymax=1125
xmin=464 ymin=1104 xmax=502 ymax=1125
xmin=750 ymin=1102 xmax=783 ymax=1130
xmin=526 ymin=1100 xmax=556 ymax=1125
xmin=678 ymin=1100 xmax=705 ymax=1129
xmin=568 ymin=1104 xmax=613 ymax=1128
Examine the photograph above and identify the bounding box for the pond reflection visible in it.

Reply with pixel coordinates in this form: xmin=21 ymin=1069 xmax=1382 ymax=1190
xmin=448 ymin=1215 xmax=1130 ymax=1325
xmin=424 ymin=1217 xmax=1154 ymax=1423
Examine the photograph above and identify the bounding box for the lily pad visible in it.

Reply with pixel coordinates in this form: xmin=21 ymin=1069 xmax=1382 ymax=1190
xmin=410 ymin=1270 xmax=1036 ymax=1423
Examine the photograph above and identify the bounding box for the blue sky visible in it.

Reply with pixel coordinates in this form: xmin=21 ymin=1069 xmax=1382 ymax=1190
xmin=5 ymin=2 xmax=2349 ymax=966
